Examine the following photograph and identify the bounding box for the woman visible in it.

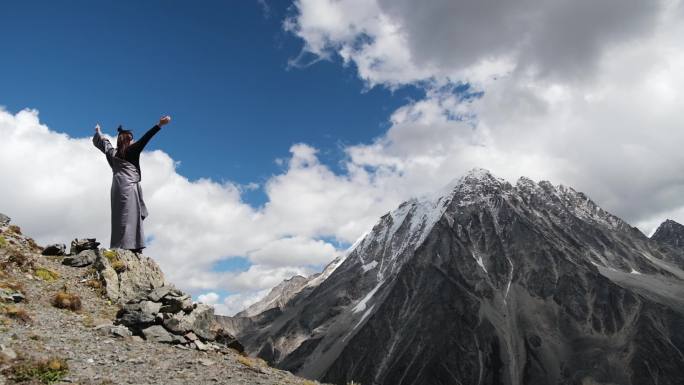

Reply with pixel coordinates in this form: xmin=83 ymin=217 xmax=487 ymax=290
xmin=93 ymin=116 xmax=171 ymax=252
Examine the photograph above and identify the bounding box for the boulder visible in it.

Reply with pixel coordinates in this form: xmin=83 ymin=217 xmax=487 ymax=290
xmin=62 ymin=249 xmax=98 ymax=267
xmin=94 ymin=249 xmax=167 ymax=303
xmin=94 ymin=323 xmax=133 ymax=338
xmin=70 ymin=238 xmax=100 ymax=255
xmin=163 ymin=304 xmax=217 ymax=340
xmin=146 ymin=286 xmax=175 ymax=302
xmin=142 ymin=325 xmax=186 ymax=344
xmin=0 ymin=288 xmax=24 ymax=303
xmin=0 ymin=213 xmax=10 ymax=225
xmin=42 ymin=244 xmax=66 ymax=256
xmin=116 ymin=301 xmax=161 ymax=328
xmin=193 ymin=340 xmax=209 ymax=351
xmin=160 ymin=293 xmax=194 ymax=314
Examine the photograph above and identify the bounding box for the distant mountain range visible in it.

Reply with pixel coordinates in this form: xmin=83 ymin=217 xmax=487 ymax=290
xmin=219 ymin=169 xmax=684 ymax=385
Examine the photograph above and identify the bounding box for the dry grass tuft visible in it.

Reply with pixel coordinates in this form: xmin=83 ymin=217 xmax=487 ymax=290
xmin=84 ymin=278 xmax=102 ymax=290
xmin=26 ymin=237 xmax=42 ymax=252
xmin=0 ymin=235 xmax=6 ymax=248
xmin=52 ymin=291 xmax=82 ymax=312
xmin=34 ymin=267 xmax=60 ymax=282
xmin=1 ymin=305 xmax=32 ymax=323
xmin=84 ymin=278 xmax=106 ymax=298
xmin=237 ymin=355 xmax=255 ymax=368
xmin=0 ymin=279 xmax=25 ymax=293
xmin=7 ymin=225 xmax=22 ymax=235
xmin=5 ymin=248 xmax=33 ymax=270
xmin=81 ymin=313 xmax=95 ymax=327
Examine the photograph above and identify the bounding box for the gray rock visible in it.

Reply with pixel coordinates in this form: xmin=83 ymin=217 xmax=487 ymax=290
xmin=146 ymin=285 xmax=174 ymax=302
xmin=69 ymin=238 xmax=100 ymax=255
xmin=117 ymin=301 xmax=160 ymax=328
xmin=141 ymin=325 xmax=184 ymax=344
xmin=193 ymin=340 xmax=208 ymax=351
xmin=94 ymin=324 xmax=133 ymax=338
xmin=62 ymin=249 xmax=98 ymax=267
xmin=94 ymin=249 xmax=167 ymax=303
xmin=163 ymin=304 xmax=217 ymax=340
xmin=184 ymin=332 xmax=198 ymax=341
xmin=42 ymin=243 xmax=66 ymax=256
xmin=160 ymin=293 xmax=193 ymax=313
xmin=0 ymin=213 xmax=10 ymax=225
xmin=0 ymin=288 xmax=24 ymax=303
xmin=139 ymin=300 xmax=162 ymax=315
xmin=0 ymin=345 xmax=17 ymax=360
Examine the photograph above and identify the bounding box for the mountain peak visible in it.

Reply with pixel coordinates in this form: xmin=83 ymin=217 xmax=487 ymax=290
xmin=652 ymin=218 xmax=684 ymax=250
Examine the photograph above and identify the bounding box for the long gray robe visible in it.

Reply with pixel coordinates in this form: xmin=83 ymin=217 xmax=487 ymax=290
xmin=93 ymin=133 xmax=148 ymax=250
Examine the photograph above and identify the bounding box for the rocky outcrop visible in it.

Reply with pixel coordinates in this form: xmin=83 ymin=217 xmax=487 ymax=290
xmin=93 ymin=249 xmax=166 ymax=304
xmin=81 ymin=248 xmax=244 ymax=353
xmin=0 ymin=219 xmax=318 ymax=385
xmin=230 ymin=169 xmax=684 ymax=385
xmin=0 ymin=213 xmax=10 ymax=225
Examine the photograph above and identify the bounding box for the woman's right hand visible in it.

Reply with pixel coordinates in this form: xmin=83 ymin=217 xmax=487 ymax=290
xmin=158 ymin=115 xmax=171 ymax=126
xmin=95 ymin=124 xmax=101 ymax=135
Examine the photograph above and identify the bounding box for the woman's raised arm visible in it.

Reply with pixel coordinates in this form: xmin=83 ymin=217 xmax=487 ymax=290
xmin=92 ymin=123 xmax=115 ymax=157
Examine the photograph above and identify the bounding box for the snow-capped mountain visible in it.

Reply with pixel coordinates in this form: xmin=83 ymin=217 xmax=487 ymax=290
xmin=221 ymin=169 xmax=684 ymax=385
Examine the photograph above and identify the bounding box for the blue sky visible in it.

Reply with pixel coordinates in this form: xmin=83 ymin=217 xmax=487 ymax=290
xmin=0 ymin=0 xmax=420 ymax=206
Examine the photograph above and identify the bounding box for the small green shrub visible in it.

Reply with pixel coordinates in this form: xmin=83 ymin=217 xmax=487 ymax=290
xmin=103 ymin=250 xmax=126 ymax=273
xmin=34 ymin=267 xmax=60 ymax=282
xmin=0 ymin=235 xmax=6 ymax=247
xmin=5 ymin=357 xmax=69 ymax=384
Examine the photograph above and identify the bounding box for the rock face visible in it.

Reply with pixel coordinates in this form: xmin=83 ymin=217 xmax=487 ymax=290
xmin=236 ymin=275 xmax=309 ymax=318
xmin=0 ymin=213 xmax=10 ymax=225
xmin=227 ymin=169 xmax=684 ymax=385
xmin=94 ymin=249 xmax=166 ymax=303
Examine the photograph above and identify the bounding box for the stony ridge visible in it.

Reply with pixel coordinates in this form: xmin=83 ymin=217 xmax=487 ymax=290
xmin=0 ymin=213 xmax=328 ymax=385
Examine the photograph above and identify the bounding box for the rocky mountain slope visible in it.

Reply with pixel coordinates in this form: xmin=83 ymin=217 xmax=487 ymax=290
xmin=0 ymin=214 xmax=326 ymax=385
xmin=237 ymin=276 xmax=309 ymax=318
xmin=223 ymin=169 xmax=684 ymax=385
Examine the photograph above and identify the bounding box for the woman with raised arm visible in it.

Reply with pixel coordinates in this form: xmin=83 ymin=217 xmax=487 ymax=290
xmin=93 ymin=116 xmax=171 ymax=253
